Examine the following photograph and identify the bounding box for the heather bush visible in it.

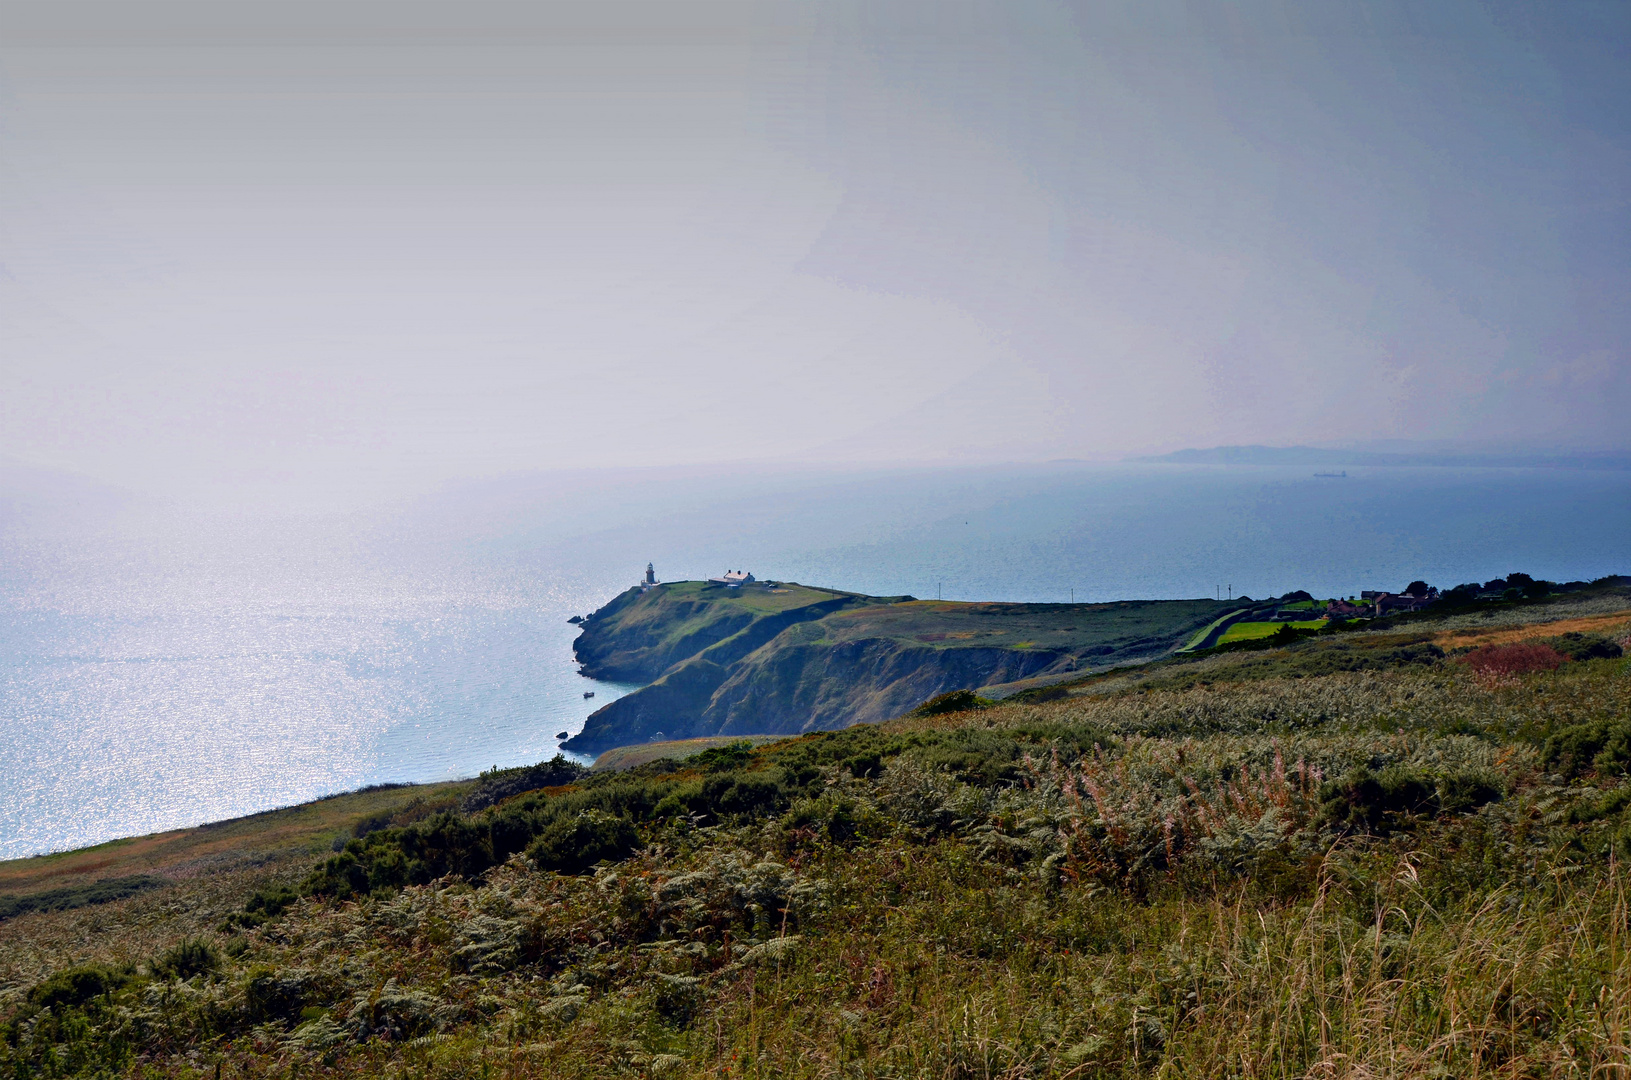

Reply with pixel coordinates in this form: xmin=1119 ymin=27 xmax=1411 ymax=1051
xmin=1460 ymin=641 xmax=1569 ymax=678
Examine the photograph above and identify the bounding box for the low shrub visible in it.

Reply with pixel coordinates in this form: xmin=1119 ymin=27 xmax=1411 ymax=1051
xmin=463 ymin=755 xmax=586 ymax=812
xmin=1541 ymin=720 xmax=1631 ymax=778
xmin=1548 ymin=632 xmax=1624 ymax=662
xmin=229 ymin=884 xmax=299 ymax=927
xmin=1570 ymin=784 xmax=1631 ymax=824
xmin=909 ymin=690 xmax=994 ymax=717
xmin=701 ymin=772 xmax=791 ymax=817
xmin=690 ymin=741 xmax=757 ymax=772
xmin=1318 ymin=765 xmax=1503 ymax=835
xmin=244 ymin=966 xmax=309 ymax=1022
xmin=27 ymin=964 xmax=134 ymax=1012
xmin=780 ymin=792 xmax=879 ymax=848
xmin=527 ymin=810 xmax=641 ymax=873
xmin=150 ymin=938 xmax=221 ymax=981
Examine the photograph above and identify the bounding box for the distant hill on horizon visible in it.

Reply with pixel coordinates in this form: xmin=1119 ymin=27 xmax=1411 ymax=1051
xmin=1134 ymin=444 xmax=1631 ymax=470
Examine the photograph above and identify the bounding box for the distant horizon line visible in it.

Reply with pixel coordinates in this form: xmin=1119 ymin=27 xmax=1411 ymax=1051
xmin=1133 ymin=444 xmax=1631 ymax=470
xmin=6 ymin=439 xmax=1631 ymax=509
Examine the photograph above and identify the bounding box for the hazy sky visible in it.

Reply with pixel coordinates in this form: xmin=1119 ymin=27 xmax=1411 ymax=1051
xmin=4 ymin=1 xmax=1628 ymax=500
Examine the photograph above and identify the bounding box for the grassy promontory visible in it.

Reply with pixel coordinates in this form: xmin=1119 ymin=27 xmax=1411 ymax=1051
xmin=568 ymin=581 xmax=1240 ymax=754
xmin=3 ymin=583 xmax=1629 ymax=1078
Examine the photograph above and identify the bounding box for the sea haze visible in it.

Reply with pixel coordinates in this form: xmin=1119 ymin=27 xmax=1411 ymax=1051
xmin=2 ymin=461 xmax=1627 ymax=858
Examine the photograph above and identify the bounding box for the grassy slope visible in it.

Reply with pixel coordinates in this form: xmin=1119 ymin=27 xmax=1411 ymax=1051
xmin=4 ymin=594 xmax=1629 ymax=1078
xmin=0 ymin=782 xmax=471 ymax=989
xmin=591 ymin=736 xmax=786 ymax=773
xmin=571 ymin=582 xmax=856 ymax=683
xmin=645 ymin=581 xmax=854 ymax=620
xmin=0 ymin=782 xmax=473 ymax=898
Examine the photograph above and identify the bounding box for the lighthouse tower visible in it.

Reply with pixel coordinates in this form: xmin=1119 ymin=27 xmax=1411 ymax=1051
xmin=645 ymin=563 xmax=657 ymax=586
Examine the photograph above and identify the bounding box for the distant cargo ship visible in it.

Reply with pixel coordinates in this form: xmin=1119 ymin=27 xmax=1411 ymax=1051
xmin=1313 ymin=470 xmax=1348 ymax=478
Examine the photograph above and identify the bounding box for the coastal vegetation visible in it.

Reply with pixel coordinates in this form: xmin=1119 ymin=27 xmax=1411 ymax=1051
xmin=1 ymin=582 xmax=1627 ymax=1077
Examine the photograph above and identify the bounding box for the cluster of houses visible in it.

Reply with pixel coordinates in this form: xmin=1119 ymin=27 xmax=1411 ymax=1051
xmin=1264 ymin=585 xmax=1439 ymax=622
xmin=1360 ymin=586 xmax=1438 ymax=616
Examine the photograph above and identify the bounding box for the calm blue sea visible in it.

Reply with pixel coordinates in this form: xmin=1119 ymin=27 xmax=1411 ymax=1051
xmin=2 ymin=462 xmax=1627 ymax=858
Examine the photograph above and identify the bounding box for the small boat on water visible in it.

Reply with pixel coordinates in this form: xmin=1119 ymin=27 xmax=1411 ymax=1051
xmin=583 ymin=691 xmax=595 ymax=699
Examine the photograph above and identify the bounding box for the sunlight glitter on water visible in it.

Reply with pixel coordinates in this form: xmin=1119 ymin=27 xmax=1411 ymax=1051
xmin=0 ymin=514 xmax=639 ymax=857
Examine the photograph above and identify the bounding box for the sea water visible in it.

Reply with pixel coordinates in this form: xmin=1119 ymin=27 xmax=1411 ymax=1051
xmin=2 ymin=462 xmax=1627 ymax=858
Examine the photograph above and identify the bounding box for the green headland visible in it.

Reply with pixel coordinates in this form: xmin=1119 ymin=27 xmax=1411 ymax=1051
xmin=567 ymin=579 xmax=1240 ymax=753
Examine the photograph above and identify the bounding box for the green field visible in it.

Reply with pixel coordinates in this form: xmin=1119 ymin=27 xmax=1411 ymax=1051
xmin=1219 ymin=617 xmax=1327 ymax=643
xmin=801 ymin=597 xmax=1229 ymax=654
xmin=1175 ymin=607 xmax=1250 ymax=652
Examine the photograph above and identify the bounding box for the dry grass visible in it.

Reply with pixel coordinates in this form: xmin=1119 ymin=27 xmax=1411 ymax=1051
xmin=1433 ymin=609 xmax=1631 ymax=649
xmin=0 ymin=781 xmax=471 ymax=998
xmin=1420 ymin=591 xmax=1631 ymax=631
xmin=0 ymin=856 xmax=310 ymax=994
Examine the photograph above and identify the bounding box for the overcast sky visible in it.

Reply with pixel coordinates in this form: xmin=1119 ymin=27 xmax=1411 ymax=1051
xmin=3 ymin=1 xmax=1627 ymax=501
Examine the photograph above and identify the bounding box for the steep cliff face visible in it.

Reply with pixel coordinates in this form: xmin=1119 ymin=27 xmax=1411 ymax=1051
xmin=568 ymin=636 xmax=1070 ymax=753
xmin=565 ymin=584 xmax=1232 ymax=755
xmin=705 ymin=639 xmax=1069 ymax=735
xmin=579 ymin=656 xmax=728 ymax=744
